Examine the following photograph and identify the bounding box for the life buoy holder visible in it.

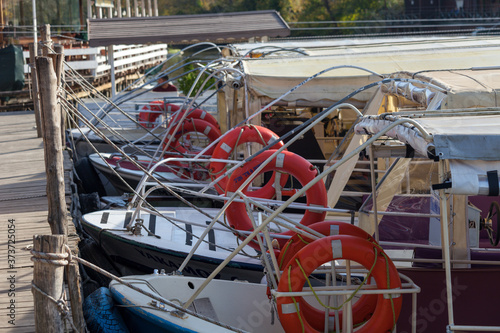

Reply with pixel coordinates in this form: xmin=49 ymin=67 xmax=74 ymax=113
xmin=163 ymin=118 xmax=221 ymax=181
xmin=210 ymin=125 xmax=287 ymax=196
xmin=138 ymin=101 xmax=180 ymax=128
xmin=277 ymin=235 xmax=402 ymax=333
xmin=169 ymin=108 xmax=220 ymax=131
xmin=225 ymin=150 xmax=327 ymax=249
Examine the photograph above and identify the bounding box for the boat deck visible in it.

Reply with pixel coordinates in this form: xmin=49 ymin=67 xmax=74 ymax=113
xmin=0 ymin=111 xmax=78 ymax=332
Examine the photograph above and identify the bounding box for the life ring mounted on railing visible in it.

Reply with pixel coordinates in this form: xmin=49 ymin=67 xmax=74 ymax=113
xmin=164 ymin=118 xmax=221 ymax=156
xmin=169 ymin=108 xmax=220 ymax=131
xmin=209 ymin=125 xmax=287 ymax=196
xmin=277 ymin=221 xmax=375 ymax=270
xmin=138 ymin=101 xmax=180 ymax=128
xmin=162 ymin=118 xmax=222 ymax=181
xmin=225 ymin=149 xmax=328 ymax=250
xmin=274 ymin=222 xmax=378 ymax=332
xmin=276 ymin=235 xmax=402 ymax=333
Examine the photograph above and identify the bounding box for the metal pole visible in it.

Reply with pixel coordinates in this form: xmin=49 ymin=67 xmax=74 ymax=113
xmin=32 ymin=0 xmax=37 ymax=47
xmin=369 ymin=144 xmax=380 ymax=242
xmin=438 ymin=159 xmax=455 ymax=327
xmin=108 ymin=45 xmax=116 ymax=98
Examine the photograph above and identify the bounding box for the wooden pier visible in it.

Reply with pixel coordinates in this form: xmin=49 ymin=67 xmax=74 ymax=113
xmin=0 ymin=111 xmax=78 ymax=332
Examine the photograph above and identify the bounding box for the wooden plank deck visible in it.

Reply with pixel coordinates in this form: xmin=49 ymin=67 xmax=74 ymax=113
xmin=0 ymin=111 xmax=77 ymax=332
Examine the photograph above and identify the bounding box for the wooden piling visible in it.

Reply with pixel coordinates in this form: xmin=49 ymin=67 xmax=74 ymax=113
xmin=51 ymin=44 xmax=67 ymax=146
xmin=40 ymin=24 xmax=53 ymax=57
xmin=36 ymin=54 xmax=86 ymax=332
xmin=36 ymin=56 xmax=68 ymax=237
xmin=32 ymin=235 xmax=66 ymax=333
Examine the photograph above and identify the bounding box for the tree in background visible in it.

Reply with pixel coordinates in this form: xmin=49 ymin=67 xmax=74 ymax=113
xmin=158 ymin=0 xmax=294 ymax=20
xmin=156 ymin=0 xmax=404 ymax=34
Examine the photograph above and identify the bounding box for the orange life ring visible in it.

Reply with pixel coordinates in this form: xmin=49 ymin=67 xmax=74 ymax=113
xmin=225 ymin=150 xmax=327 ymax=249
xmin=277 ymin=221 xmax=375 ymax=270
xmin=277 ymin=235 xmax=402 ymax=333
xmin=163 ymin=118 xmax=221 ymax=181
xmin=169 ymin=108 xmax=220 ymax=131
xmin=138 ymin=101 xmax=180 ymax=128
xmin=164 ymin=118 xmax=221 ymax=156
xmin=276 ymin=222 xmax=378 ymax=332
xmin=209 ymin=125 xmax=287 ymax=196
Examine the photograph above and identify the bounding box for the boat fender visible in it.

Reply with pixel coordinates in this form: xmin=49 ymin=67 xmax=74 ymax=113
xmin=277 ymin=235 xmax=402 ymax=333
xmin=210 ymin=125 xmax=288 ymax=196
xmin=83 ymin=287 xmax=130 ymax=333
xmin=225 ymin=150 xmax=327 ymax=250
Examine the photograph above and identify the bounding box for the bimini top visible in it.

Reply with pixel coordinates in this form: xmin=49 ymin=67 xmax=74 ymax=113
xmin=239 ymin=36 xmax=500 ymax=108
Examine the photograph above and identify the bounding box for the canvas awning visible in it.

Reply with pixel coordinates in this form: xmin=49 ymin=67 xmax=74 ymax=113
xmin=239 ymin=37 xmax=500 ymax=108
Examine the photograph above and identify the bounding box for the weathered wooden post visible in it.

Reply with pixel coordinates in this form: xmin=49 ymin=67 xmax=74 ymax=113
xmin=32 ymin=235 xmax=66 ymax=333
xmin=51 ymin=44 xmax=67 ymax=146
xmin=36 ymin=55 xmax=86 ymax=332
xmin=40 ymin=24 xmax=52 ymax=57
xmin=29 ymin=43 xmax=42 ymax=138
xmin=36 ymin=56 xmax=68 ymax=237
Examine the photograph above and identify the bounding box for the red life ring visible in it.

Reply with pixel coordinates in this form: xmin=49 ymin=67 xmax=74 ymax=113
xmin=163 ymin=118 xmax=221 ymax=181
xmin=210 ymin=125 xmax=287 ymax=196
xmin=277 ymin=235 xmax=402 ymax=333
xmin=225 ymin=150 xmax=327 ymax=249
xmin=277 ymin=221 xmax=375 ymax=270
xmin=169 ymin=108 xmax=220 ymax=131
xmin=138 ymin=101 xmax=180 ymax=128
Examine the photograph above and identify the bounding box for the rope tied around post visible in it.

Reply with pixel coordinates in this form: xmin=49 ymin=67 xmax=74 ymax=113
xmin=31 ymin=243 xmax=80 ymax=332
xmin=30 ymin=244 xmax=73 ymax=266
xmin=31 ymin=283 xmax=79 ymax=332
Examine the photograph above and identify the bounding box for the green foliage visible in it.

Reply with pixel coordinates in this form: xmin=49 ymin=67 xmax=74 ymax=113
xmin=157 ymin=0 xmax=405 ymax=34
xmin=177 ymin=64 xmax=217 ymax=97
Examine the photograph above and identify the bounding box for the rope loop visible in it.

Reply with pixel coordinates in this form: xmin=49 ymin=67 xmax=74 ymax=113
xmin=30 ymin=249 xmax=69 ymax=266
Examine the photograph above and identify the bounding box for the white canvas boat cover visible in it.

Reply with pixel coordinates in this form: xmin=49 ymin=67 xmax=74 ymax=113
xmin=240 ymin=37 xmax=500 ymax=107
xmin=356 ymin=114 xmax=500 ymax=160
xmin=355 ymin=114 xmax=500 ymax=195
xmin=395 ymin=69 xmax=500 ymax=109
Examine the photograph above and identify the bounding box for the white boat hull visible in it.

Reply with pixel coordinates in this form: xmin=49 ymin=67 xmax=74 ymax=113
xmin=110 ymin=274 xmax=284 ymax=332
xmin=81 ymin=207 xmax=267 ymax=282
